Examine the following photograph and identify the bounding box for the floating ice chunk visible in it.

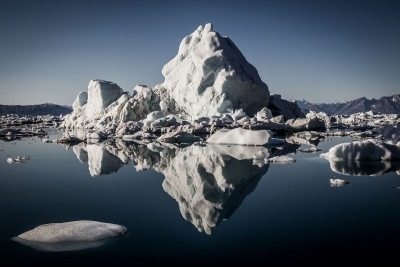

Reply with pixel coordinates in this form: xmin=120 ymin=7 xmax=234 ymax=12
xmin=320 ymin=140 xmax=400 ymax=161
xmin=157 ymin=130 xmax=200 ymax=143
xmin=329 ymin=178 xmax=350 ymax=187
xmin=207 ymin=128 xmax=273 ymax=146
xmin=267 ymin=155 xmax=296 ymax=164
xmin=58 ymin=135 xmax=84 ymax=143
xmin=7 ymin=156 xmax=30 ymax=164
xmin=72 ymin=92 xmax=88 ymax=111
xmin=297 ymin=147 xmax=321 ymax=153
xmin=12 ymin=220 xmax=126 ymax=252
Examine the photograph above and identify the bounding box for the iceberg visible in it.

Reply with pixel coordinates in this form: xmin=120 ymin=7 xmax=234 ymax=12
xmin=162 ymin=23 xmax=270 ymax=118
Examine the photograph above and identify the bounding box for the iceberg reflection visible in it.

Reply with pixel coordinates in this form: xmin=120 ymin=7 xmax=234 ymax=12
xmin=328 ymin=160 xmax=400 ymax=176
xmin=66 ymin=140 xmax=299 ymax=233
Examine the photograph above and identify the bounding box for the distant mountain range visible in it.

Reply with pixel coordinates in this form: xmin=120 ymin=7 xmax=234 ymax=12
xmin=296 ymin=94 xmax=400 ymax=115
xmin=0 ymin=103 xmax=72 ymax=116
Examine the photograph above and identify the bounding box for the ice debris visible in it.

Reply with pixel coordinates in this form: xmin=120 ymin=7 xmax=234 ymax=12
xmin=7 ymin=156 xmax=30 ymax=164
xmin=329 ymin=178 xmax=350 ymax=187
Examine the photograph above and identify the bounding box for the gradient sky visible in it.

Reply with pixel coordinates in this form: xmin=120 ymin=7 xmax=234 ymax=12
xmin=0 ymin=0 xmax=399 ymax=105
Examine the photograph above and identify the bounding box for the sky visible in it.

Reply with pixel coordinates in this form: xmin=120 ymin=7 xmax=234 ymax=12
xmin=0 ymin=0 xmax=399 ymax=105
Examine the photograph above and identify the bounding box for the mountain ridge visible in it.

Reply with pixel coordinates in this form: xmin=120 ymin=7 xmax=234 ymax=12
xmin=296 ymin=94 xmax=400 ymax=115
xmin=0 ymin=103 xmax=72 ymax=116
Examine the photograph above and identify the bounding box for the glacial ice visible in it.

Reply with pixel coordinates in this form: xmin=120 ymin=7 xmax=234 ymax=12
xmin=72 ymin=92 xmax=88 ymax=111
xmin=329 ymin=179 xmax=350 ymax=187
xmin=162 ymin=23 xmax=270 ymax=118
xmin=267 ymin=155 xmax=296 ymax=164
xmin=86 ymin=80 xmax=124 ymax=118
xmin=207 ymin=128 xmax=273 ymax=146
xmin=320 ymin=140 xmax=400 ymax=161
xmin=12 ymin=220 xmax=127 ymax=252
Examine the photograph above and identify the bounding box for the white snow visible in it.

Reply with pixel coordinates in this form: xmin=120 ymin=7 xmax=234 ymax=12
xmin=320 ymin=140 xmax=400 ymax=161
xmin=207 ymin=128 xmax=273 ymax=146
xmin=329 ymin=178 xmax=350 ymax=187
xmin=13 ymin=220 xmax=126 ymax=244
xmin=162 ymin=23 xmax=270 ymax=118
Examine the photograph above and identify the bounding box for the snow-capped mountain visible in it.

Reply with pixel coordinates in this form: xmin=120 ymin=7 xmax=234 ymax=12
xmin=297 ymin=94 xmax=400 ymax=115
xmin=0 ymin=103 xmax=72 ymax=116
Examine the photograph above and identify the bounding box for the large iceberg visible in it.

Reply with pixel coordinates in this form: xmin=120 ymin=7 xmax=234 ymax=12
xmin=60 ymin=23 xmax=306 ymax=139
xmin=162 ymin=23 xmax=270 ymax=118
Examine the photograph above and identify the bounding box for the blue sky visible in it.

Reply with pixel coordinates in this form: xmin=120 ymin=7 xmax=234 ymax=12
xmin=0 ymin=0 xmax=399 ymax=105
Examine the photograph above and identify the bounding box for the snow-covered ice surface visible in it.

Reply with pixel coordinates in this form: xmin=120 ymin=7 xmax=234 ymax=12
xmin=267 ymin=155 xmax=296 ymax=164
xmin=207 ymin=128 xmax=273 ymax=145
xmin=320 ymin=140 xmax=400 ymax=161
xmin=329 ymin=178 xmax=350 ymax=187
xmin=12 ymin=220 xmax=126 ymax=252
xmin=162 ymin=23 xmax=270 ymax=118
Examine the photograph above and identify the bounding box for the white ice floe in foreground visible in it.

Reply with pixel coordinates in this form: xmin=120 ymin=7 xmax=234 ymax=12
xmin=12 ymin=220 xmax=127 ymax=252
xmin=329 ymin=178 xmax=350 ymax=187
xmin=320 ymin=140 xmax=400 ymax=161
xmin=207 ymin=128 xmax=273 ymax=145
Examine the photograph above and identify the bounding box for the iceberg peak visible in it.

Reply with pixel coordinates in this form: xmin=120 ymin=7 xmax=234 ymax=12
xmin=162 ymin=23 xmax=270 ymax=119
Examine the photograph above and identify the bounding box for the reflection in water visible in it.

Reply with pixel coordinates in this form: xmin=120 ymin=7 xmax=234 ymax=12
xmin=160 ymin=145 xmax=269 ymax=234
xmin=11 ymin=237 xmax=110 ymax=252
xmin=67 ymin=140 xmax=299 ymax=233
xmin=328 ymin=160 xmax=400 ymax=176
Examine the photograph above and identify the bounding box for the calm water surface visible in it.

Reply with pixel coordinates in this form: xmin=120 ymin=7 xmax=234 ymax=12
xmin=1 ymin=129 xmax=400 ymax=265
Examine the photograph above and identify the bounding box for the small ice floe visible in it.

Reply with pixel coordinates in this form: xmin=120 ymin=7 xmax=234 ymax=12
xmin=297 ymin=147 xmax=321 ymax=153
xmin=58 ymin=134 xmax=85 ymax=144
xmin=267 ymin=155 xmax=296 ymax=164
xmin=320 ymin=140 xmax=400 ymax=161
xmin=12 ymin=220 xmax=127 ymax=252
xmin=330 ymin=178 xmax=350 ymax=187
xmin=7 ymin=156 xmax=30 ymax=164
xmin=207 ymin=128 xmax=274 ymax=146
xmin=157 ymin=130 xmax=200 ymax=143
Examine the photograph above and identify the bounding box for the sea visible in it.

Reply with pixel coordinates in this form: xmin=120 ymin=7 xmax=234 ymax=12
xmin=1 ymin=127 xmax=400 ymax=265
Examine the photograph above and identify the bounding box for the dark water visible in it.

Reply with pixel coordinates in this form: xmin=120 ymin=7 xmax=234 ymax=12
xmin=1 ymin=130 xmax=400 ymax=265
